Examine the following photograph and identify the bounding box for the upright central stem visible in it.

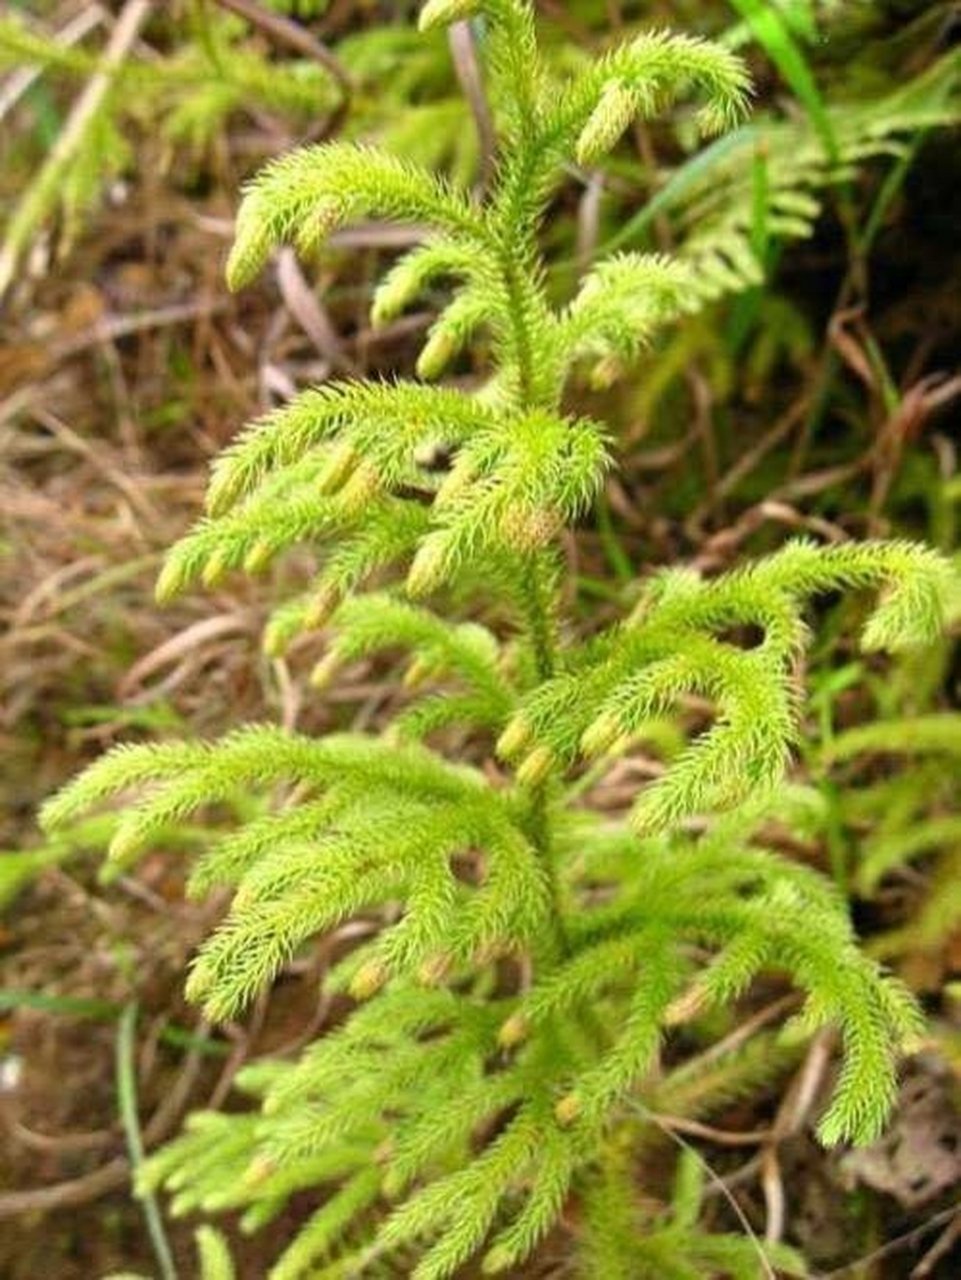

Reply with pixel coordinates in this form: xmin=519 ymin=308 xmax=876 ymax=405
xmin=521 ymin=556 xmax=556 ymax=683
xmin=501 ymin=251 xmax=535 ymax=409
xmin=496 ymin=221 xmax=569 ymax=956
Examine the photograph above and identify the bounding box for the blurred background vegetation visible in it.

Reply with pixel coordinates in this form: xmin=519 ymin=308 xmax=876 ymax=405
xmin=1 ymin=1 xmax=959 ymax=1276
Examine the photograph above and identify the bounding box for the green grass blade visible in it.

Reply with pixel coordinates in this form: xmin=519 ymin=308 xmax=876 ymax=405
xmin=116 ymin=1002 xmax=179 ymax=1280
xmin=727 ymin=0 xmax=836 ymax=160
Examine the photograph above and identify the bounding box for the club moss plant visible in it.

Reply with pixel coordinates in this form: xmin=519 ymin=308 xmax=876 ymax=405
xmin=41 ymin=3 xmax=954 ymax=1276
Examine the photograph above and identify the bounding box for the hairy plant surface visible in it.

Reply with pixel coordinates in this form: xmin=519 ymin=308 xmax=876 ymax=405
xmin=38 ymin=3 xmax=957 ymax=1277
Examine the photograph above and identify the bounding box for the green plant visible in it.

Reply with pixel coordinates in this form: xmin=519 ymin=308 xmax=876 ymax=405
xmin=805 ymin=481 xmax=961 ymax=966
xmin=0 ymin=4 xmax=471 ymax=297
xmin=0 ymin=814 xmax=118 ymax=911
xmin=823 ymin=713 xmax=961 ymax=962
xmin=39 ymin=3 xmax=955 ymax=1276
xmin=817 ymin=543 xmax=961 ymax=963
xmin=597 ymin=42 xmax=961 ymax=305
xmin=0 ymin=5 xmax=334 ymax=294
xmin=105 ymin=1223 xmax=235 ymax=1280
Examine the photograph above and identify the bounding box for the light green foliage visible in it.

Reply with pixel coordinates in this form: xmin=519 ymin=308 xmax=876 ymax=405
xmin=822 ymin=713 xmax=961 ymax=959
xmin=195 ymin=1225 xmax=236 ymax=1280
xmin=579 ymin=1147 xmax=803 ymax=1279
xmin=226 ymin=144 xmax=486 ymax=290
xmin=500 ymin=539 xmax=950 ymax=834
xmin=0 ymin=7 xmax=343 ymax=291
xmin=0 ymin=5 xmax=469 ymax=292
xmin=600 ymin=45 xmax=961 ymax=302
xmin=0 ymin=814 xmax=117 ymax=910
xmin=39 ymin=3 xmax=956 ymax=1276
xmin=104 ymin=1224 xmax=237 ymax=1280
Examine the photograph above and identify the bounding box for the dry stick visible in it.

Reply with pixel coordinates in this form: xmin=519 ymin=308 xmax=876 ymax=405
xmin=276 ymin=248 xmax=359 ymax=375
xmin=760 ymin=1029 xmax=836 ymax=1246
xmin=0 ymin=0 xmax=154 ymax=302
xmin=1 ymin=300 xmax=227 ymax=406
xmin=686 ymin=395 xmax=809 ymax=535
xmin=817 ymin=1204 xmax=961 ymax=1279
xmin=636 ymin=1107 xmax=779 ymax=1280
xmin=653 ymin=1116 xmax=772 ymax=1147
xmin=53 ymin=299 xmax=229 ymax=362
xmin=0 ymin=1007 xmax=213 ymax=1221
xmin=868 ymin=372 xmax=961 ymax=528
xmin=9 ymin=1120 xmax=113 ymax=1155
xmin=680 ymin=993 xmax=800 ymax=1072
xmin=29 ymin=406 xmax=162 ymax=528
xmin=118 ymin=612 xmax=254 ymax=699
xmin=0 ymin=1157 xmax=131 ymax=1219
xmin=911 ymin=1209 xmax=961 ymax=1279
xmin=760 ymin=1146 xmax=786 ymax=1246
xmin=329 ymin=224 xmax=432 ymax=250
xmin=576 ymin=172 xmax=605 ymax=278
xmin=688 ymin=365 xmax=721 ymax=520
xmin=0 ymin=885 xmax=211 ymax=1222
xmin=448 ymin=21 xmax=496 ymax=191
xmin=694 ymin=499 xmax=847 ymax=574
xmin=211 ymin=0 xmax=352 ymax=96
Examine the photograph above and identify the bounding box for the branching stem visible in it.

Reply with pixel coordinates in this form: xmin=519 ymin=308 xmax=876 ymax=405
xmin=501 ymin=249 xmax=537 ymax=406
xmin=500 ymin=195 xmax=569 ymax=952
